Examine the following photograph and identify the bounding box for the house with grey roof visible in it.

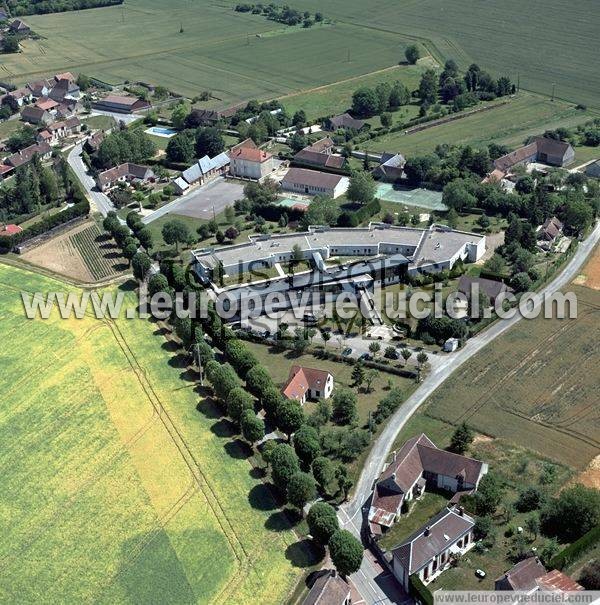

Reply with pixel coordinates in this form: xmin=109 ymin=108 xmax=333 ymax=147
xmin=281 ymin=167 xmax=349 ymax=198
xmin=493 ymin=136 xmax=575 ymax=173
xmin=179 ymin=152 xmax=230 ymax=189
xmin=324 ymin=113 xmax=366 ymax=132
xmin=96 ymin=163 xmax=155 ymax=191
xmin=391 ymin=505 xmax=476 ymax=590
xmin=585 ymin=159 xmax=600 ymax=179
xmin=372 ymin=152 xmax=405 ymax=182
xmin=302 ymin=570 xmax=351 ymax=605
xmin=369 ymin=434 xmax=487 ymax=537
xmin=20 ymin=105 xmax=53 ymax=126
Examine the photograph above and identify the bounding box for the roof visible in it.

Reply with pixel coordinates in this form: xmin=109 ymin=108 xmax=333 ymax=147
xmin=54 ymin=72 xmax=75 ymax=83
xmin=21 ymin=105 xmax=49 ymax=122
xmin=392 ymin=506 xmax=475 ymax=574
xmin=174 ymin=176 xmax=189 ymax=191
xmin=282 ymin=365 xmax=332 ymax=400
xmin=495 ymin=557 xmax=547 ymax=591
xmin=307 ymin=137 xmax=334 ymax=153
xmin=585 ymin=159 xmax=600 ymax=178
xmin=0 ymin=223 xmax=23 ymax=235
xmin=380 ymin=152 xmax=405 ymax=168
xmin=327 ymin=112 xmax=366 ymax=131
xmin=372 ymin=434 xmax=485 ymax=520
xmin=231 ymin=145 xmax=272 ymax=163
xmin=0 ymin=164 xmax=14 ymax=176
xmin=100 ymin=94 xmax=141 ymax=107
xmin=36 ymin=98 xmax=59 ymax=111
xmin=457 ymin=275 xmax=508 ymax=301
xmin=9 ymin=19 xmax=29 ymax=31
xmin=86 ymin=130 xmax=105 ymax=151
xmin=531 ymin=136 xmax=573 ymax=159
xmin=282 ymin=167 xmax=345 ymax=190
xmin=5 ymin=142 xmax=51 ymax=167
xmin=536 ymin=569 xmax=584 ymax=592
xmin=302 ymin=571 xmax=350 ymax=605
xmin=182 ymin=152 xmax=230 ymax=183
xmin=494 ymin=142 xmax=538 ymax=171
xmin=97 ymin=163 xmax=154 ymax=187
xmin=540 ymin=216 xmax=563 ymax=239
xmin=294 ymin=149 xmax=346 ymax=169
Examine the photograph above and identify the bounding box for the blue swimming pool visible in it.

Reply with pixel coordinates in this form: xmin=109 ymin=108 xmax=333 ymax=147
xmin=145 ymin=126 xmax=177 ymax=137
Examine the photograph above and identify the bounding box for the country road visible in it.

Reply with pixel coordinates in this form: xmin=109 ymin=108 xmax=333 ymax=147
xmin=340 ymin=221 xmax=600 ymax=604
xmin=67 ymin=143 xmax=115 ymax=217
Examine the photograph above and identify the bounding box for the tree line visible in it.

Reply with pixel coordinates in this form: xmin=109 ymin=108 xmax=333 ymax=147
xmin=7 ymin=0 xmax=123 ymax=16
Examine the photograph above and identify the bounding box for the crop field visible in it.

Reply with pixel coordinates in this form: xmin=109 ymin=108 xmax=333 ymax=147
xmin=4 ymin=0 xmax=414 ymax=104
xmin=0 ymin=264 xmax=305 ymax=604
xmin=71 ymin=224 xmax=126 ymax=280
xmin=369 ymin=93 xmax=595 ymax=156
xmin=423 ymin=284 xmax=600 ymax=470
xmin=272 ymin=0 xmax=600 ymax=110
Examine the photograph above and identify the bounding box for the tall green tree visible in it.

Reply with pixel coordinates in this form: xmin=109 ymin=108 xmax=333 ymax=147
xmin=328 ymin=530 xmax=363 ymax=577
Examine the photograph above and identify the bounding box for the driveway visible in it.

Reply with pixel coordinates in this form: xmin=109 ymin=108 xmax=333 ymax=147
xmin=67 ymin=143 xmax=115 ymax=217
xmin=142 ymin=178 xmax=244 ymax=224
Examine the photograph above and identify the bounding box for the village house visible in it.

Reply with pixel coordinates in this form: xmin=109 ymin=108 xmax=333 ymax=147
xmin=229 ymin=139 xmax=274 ymax=180
xmin=35 ymin=97 xmax=59 ymax=113
xmin=293 ymin=137 xmax=347 ymax=170
xmin=495 ymin=557 xmax=583 ymax=592
xmin=391 ymin=505 xmax=476 ymax=589
xmin=85 ymin=130 xmax=106 ymax=153
xmin=9 ymin=19 xmax=30 ymax=35
xmin=7 ymin=87 xmax=32 ymax=107
xmin=48 ymin=77 xmax=80 ymax=102
xmin=302 ymin=570 xmax=351 ymax=605
xmin=93 ymin=94 xmax=151 ymax=114
xmin=537 ymin=216 xmax=563 ymax=246
xmin=37 ymin=116 xmax=81 ymax=145
xmin=324 ymin=113 xmax=366 ymax=132
xmin=0 ymin=164 xmax=14 ymax=181
xmin=372 ymin=152 xmax=405 ymax=182
xmin=369 ymin=434 xmax=487 ymax=536
xmin=96 ymin=163 xmax=155 ymax=191
xmin=457 ymin=274 xmax=511 ymax=306
xmin=0 ymin=223 xmax=22 ymax=236
xmin=282 ymin=365 xmax=334 ymax=404
xmin=176 ymin=151 xmax=230 ymax=192
xmin=27 ymin=79 xmax=52 ymax=99
xmin=20 ymin=105 xmax=53 ymax=126
xmin=4 ymin=141 xmax=52 ymax=168
xmin=585 ymin=159 xmax=600 ymax=179
xmin=281 ymin=167 xmax=349 ymax=198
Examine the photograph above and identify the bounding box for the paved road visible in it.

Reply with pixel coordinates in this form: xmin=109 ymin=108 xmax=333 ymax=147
xmin=340 ymin=221 xmax=600 ymax=603
xmin=67 ymin=143 xmax=115 ymax=217
xmin=141 ymin=177 xmax=244 ymax=225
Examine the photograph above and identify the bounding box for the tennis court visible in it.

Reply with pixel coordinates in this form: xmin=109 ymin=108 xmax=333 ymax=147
xmin=376 ymin=184 xmax=447 ymax=211
xmin=276 ymin=197 xmax=310 ymax=210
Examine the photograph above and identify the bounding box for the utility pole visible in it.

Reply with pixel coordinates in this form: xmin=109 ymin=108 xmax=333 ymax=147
xmin=551 ymin=82 xmax=556 ymax=102
xmin=347 ymin=48 xmax=350 ymax=63
xmin=516 ymin=73 xmax=520 ymax=92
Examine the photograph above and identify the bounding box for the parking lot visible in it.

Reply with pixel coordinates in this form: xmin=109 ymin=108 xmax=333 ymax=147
xmin=142 ymin=178 xmax=245 ymax=224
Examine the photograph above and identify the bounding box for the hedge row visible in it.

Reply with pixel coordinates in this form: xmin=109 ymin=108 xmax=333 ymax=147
xmin=338 ymin=198 xmax=381 ymax=227
xmin=409 ymin=574 xmax=433 ymax=605
xmin=549 ymin=524 xmax=600 ymax=571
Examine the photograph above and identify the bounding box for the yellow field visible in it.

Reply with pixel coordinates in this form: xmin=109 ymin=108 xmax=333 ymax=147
xmin=0 ymin=263 xmax=304 ymax=603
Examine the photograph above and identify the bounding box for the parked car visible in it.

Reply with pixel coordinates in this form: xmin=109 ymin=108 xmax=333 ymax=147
xmin=341 ymin=347 xmax=353 ymax=356
xmin=358 ymin=352 xmax=372 ymax=361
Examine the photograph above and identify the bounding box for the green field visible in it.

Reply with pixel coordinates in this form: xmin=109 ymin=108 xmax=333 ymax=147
xmin=0 ymin=264 xmax=305 ymax=604
xmin=267 ymin=0 xmax=600 ymax=110
xmin=3 ymin=0 xmax=415 ymax=105
xmin=369 ymin=93 xmax=595 ymax=156
xmin=279 ymin=61 xmax=433 ymax=120
xmin=422 ymin=284 xmax=600 ymax=470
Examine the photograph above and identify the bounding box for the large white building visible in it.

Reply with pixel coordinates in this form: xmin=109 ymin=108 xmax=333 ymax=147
xmin=281 ymin=167 xmax=349 ymax=199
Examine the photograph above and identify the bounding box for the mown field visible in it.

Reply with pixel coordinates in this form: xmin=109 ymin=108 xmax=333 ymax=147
xmin=369 ymin=93 xmax=596 ymax=156
xmin=264 ymin=0 xmax=600 ymax=110
xmin=0 ymin=264 xmax=304 ymax=604
xmin=4 ymin=0 xmax=414 ymax=104
xmin=422 ymin=283 xmax=600 ymax=471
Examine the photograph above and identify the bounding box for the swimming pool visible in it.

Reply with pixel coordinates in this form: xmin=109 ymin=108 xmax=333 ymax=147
xmin=145 ymin=126 xmax=177 ymax=138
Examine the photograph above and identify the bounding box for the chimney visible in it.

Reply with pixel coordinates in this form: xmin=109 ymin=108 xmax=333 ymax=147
xmin=424 ymin=526 xmax=430 ymax=536
xmin=392 ymin=472 xmax=396 ymax=481
xmin=458 ymin=506 xmax=464 ymax=516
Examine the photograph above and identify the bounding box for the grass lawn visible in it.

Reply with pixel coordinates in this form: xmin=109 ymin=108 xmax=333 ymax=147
xmin=368 ymin=94 xmax=594 ymax=156
xmin=0 ymin=263 xmax=306 ymax=604
xmin=82 ymin=114 xmax=117 ymax=131
xmin=0 ymin=118 xmax=23 ymax=140
xmin=573 ymin=145 xmax=600 ymax=166
xmin=379 ymin=491 xmax=449 ymax=551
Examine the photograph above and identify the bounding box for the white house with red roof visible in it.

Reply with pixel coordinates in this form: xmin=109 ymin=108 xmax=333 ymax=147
xmin=282 ymin=365 xmax=334 ymax=404
xmin=229 ymin=138 xmax=274 ymax=180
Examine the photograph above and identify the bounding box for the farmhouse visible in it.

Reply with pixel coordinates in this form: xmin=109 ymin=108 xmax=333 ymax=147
xmin=369 ymin=434 xmax=487 ymax=535
xmin=391 ymin=506 xmax=476 ymax=589
xmin=282 ymin=365 xmax=334 ymax=404
xmin=302 ymin=570 xmax=351 ymax=605
xmin=5 ymin=142 xmax=51 ymax=168
xmin=93 ymin=94 xmax=151 ymax=114
xmin=7 ymin=88 xmax=32 ymax=106
xmin=186 ymin=108 xmax=222 ymax=125
xmin=293 ymin=137 xmax=347 ymax=170
xmin=35 ymin=97 xmax=59 ymax=112
xmin=229 ymin=139 xmax=274 ymax=179
xmin=96 ymin=163 xmax=155 ymax=191
xmin=85 ymin=130 xmax=106 ymax=153
xmin=180 ymin=152 xmax=230 ymax=188
xmin=493 ymin=136 xmax=575 ymax=172
xmin=27 ymin=79 xmax=52 ymax=98
xmin=324 ymin=113 xmax=366 ymax=132
xmin=495 ymin=557 xmax=583 ymax=592
xmin=9 ymin=19 xmax=30 ymax=34
xmin=20 ymin=105 xmax=53 ymax=126
xmin=281 ymin=167 xmax=349 ymax=198
xmin=48 ymin=77 xmax=80 ymax=102
xmin=537 ymin=215 xmax=563 ymax=244
xmin=372 ymin=153 xmax=405 ymax=182
xmin=39 ymin=116 xmax=81 ymax=145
